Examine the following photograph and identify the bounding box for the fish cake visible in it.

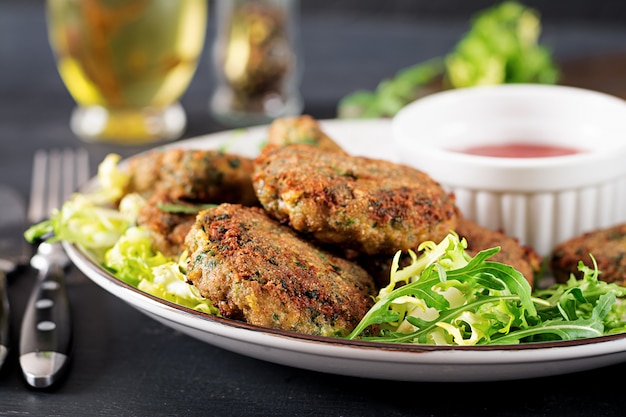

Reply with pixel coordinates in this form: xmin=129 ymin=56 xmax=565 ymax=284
xmin=185 ymin=203 xmax=377 ymax=336
xmin=252 ymin=144 xmax=458 ymax=255
xmin=265 ymin=114 xmax=346 ymax=154
xmin=550 ymin=223 xmax=626 ymax=285
xmin=455 ymin=217 xmax=542 ymax=287
xmin=124 ymin=148 xmax=258 ymax=205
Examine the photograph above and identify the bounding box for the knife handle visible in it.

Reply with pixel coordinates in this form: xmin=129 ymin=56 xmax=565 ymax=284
xmin=0 ymin=271 xmax=9 ymax=368
xmin=19 ymin=263 xmax=72 ymax=388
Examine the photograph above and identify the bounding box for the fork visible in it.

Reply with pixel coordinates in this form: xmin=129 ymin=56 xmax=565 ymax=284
xmin=19 ymin=148 xmax=89 ymax=388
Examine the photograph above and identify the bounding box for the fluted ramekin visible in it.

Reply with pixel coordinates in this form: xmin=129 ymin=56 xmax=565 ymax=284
xmin=392 ymin=84 xmax=626 ymax=256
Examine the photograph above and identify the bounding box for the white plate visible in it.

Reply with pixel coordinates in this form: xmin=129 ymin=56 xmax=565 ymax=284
xmin=64 ymin=118 xmax=626 ymax=382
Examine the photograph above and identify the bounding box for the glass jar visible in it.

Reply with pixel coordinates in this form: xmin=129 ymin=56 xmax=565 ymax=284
xmin=209 ymin=0 xmax=303 ymax=127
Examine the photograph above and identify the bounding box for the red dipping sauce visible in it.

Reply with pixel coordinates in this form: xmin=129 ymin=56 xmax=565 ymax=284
xmin=456 ymin=143 xmax=582 ymax=158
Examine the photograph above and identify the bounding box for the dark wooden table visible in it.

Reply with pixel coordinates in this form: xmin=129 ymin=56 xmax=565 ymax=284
xmin=2 ymin=2 xmax=626 ymax=416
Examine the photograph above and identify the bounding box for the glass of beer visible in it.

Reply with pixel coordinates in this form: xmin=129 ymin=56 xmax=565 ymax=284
xmin=45 ymin=0 xmax=207 ymax=145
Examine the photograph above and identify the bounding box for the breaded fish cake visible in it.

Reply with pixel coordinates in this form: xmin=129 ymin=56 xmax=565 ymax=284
xmin=185 ymin=204 xmax=377 ymax=336
xmin=265 ymin=114 xmax=346 ymax=153
xmin=252 ymin=144 xmax=458 ymax=255
xmin=455 ymin=217 xmax=542 ymax=287
xmin=124 ymin=148 xmax=258 ymax=205
xmin=550 ymin=223 xmax=626 ymax=285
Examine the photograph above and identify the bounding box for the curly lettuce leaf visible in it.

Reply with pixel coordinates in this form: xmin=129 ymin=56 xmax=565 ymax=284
xmin=533 ymin=258 xmax=626 ymax=335
xmin=24 ymin=194 xmax=130 ymax=262
xmin=348 ymin=233 xmax=626 ymax=345
xmin=104 ymin=227 xmax=168 ymax=286
xmin=89 ymin=153 xmax=130 ymax=205
xmin=24 ymin=153 xmax=132 ymax=249
xmin=25 ymin=152 xmax=218 ymax=316
xmin=105 ymin=227 xmax=217 ymax=314
xmin=337 ymin=59 xmax=443 ymax=119
xmin=142 ymin=261 xmax=217 ymax=314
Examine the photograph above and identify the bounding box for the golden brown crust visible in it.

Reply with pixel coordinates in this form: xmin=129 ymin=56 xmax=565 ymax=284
xmin=265 ymin=114 xmax=347 ymax=154
xmin=454 ymin=217 xmax=542 ymax=288
xmin=550 ymin=223 xmax=626 ymax=285
xmin=252 ymin=144 xmax=458 ymax=255
xmin=185 ymin=203 xmax=376 ymax=336
xmin=124 ymin=148 xmax=259 ymax=205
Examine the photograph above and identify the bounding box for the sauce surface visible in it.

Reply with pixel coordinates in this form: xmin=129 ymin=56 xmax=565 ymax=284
xmin=456 ymin=143 xmax=582 ymax=158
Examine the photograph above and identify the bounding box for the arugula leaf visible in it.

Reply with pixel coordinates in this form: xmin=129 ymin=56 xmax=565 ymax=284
xmin=156 ymin=201 xmax=217 ymax=214
xmin=347 ymin=233 xmax=626 ymax=345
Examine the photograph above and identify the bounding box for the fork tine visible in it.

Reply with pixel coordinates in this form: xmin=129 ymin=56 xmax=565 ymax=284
xmin=61 ymin=149 xmax=75 ymax=204
xmin=27 ymin=150 xmax=48 ymax=225
xmin=62 ymin=148 xmax=90 ymax=201
xmin=75 ymin=148 xmax=90 ymax=190
xmin=46 ymin=150 xmax=62 ymax=218
xmin=28 ymin=149 xmax=90 ymax=226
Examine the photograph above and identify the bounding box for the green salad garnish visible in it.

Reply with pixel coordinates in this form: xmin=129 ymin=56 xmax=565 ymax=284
xmin=24 ymin=153 xmax=218 ymax=315
xmin=348 ymin=234 xmax=626 ymax=345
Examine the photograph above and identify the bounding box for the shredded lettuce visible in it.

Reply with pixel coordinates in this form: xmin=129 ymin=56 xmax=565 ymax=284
xmin=104 ymin=227 xmax=169 ymax=286
xmin=348 ymin=233 xmax=626 ymax=345
xmin=104 ymin=227 xmax=218 ymax=314
xmin=24 ymin=152 xmax=218 ymax=316
xmin=23 ymin=194 xmax=130 ymax=263
xmin=24 ymin=153 xmax=132 ymax=247
xmin=532 ymin=260 xmax=626 ymax=335
xmin=145 ymin=260 xmax=217 ymax=314
xmin=90 ymin=153 xmax=131 ymax=205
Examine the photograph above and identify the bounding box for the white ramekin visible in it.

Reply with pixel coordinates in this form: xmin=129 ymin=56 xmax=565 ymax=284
xmin=392 ymin=84 xmax=626 ymax=256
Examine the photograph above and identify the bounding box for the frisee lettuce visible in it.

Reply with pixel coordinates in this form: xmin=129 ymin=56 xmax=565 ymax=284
xmin=348 ymin=234 xmax=626 ymax=345
xmin=24 ymin=152 xmax=219 ymax=316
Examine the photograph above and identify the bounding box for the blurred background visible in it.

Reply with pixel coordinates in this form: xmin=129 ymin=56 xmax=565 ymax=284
xmin=1 ymin=0 xmax=625 ymax=146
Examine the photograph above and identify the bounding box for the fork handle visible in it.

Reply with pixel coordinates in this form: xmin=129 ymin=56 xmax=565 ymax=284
xmin=19 ymin=263 xmax=72 ymax=388
xmin=0 ymin=271 xmax=9 ymax=368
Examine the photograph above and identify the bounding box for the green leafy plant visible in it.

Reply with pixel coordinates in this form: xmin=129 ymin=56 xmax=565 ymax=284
xmin=337 ymin=1 xmax=560 ymax=119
